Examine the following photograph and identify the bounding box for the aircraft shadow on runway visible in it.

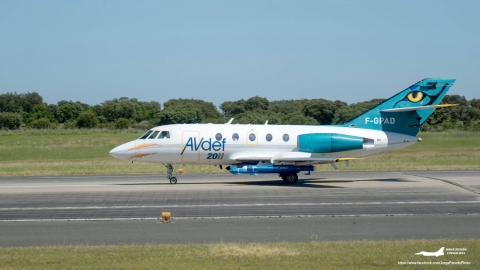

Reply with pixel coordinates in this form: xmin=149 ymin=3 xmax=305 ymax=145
xmin=115 ymin=179 xmax=342 ymax=188
xmin=115 ymin=177 xmax=413 ymax=188
xmin=232 ymin=180 xmax=344 ymax=188
xmin=304 ymin=178 xmax=415 ymax=183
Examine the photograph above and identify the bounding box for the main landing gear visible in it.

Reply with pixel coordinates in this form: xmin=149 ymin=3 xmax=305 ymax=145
xmin=165 ymin=164 xmax=177 ymax=184
xmin=279 ymin=173 xmax=298 ymax=184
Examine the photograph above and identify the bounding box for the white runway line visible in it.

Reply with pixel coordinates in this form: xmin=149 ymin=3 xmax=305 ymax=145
xmin=1 ymin=200 xmax=479 ymax=211
xmin=0 ymin=184 xmax=113 ymax=188
xmin=2 ymin=213 xmax=480 ymax=223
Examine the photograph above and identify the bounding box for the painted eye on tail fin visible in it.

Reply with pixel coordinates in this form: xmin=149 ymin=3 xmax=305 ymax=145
xmin=407 ymin=91 xmax=424 ymax=103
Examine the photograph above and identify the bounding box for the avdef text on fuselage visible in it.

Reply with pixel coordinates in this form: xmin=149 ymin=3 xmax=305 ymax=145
xmin=181 ymin=137 xmax=227 ymax=155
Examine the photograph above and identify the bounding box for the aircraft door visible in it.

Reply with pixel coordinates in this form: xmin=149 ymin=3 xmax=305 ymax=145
xmin=181 ymin=130 xmax=200 ymax=163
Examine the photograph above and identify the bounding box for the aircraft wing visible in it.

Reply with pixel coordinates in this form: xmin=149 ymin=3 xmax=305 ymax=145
xmin=270 ymin=152 xmax=360 ymax=166
xmin=231 ymin=152 xmax=275 ymax=163
xmin=233 ymin=152 xmax=360 ymax=166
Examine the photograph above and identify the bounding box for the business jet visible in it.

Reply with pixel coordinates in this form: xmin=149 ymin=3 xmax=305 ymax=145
xmin=110 ymin=78 xmax=456 ymax=184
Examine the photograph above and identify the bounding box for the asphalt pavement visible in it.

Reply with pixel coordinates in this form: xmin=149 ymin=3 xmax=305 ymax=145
xmin=0 ymin=171 xmax=479 ymax=246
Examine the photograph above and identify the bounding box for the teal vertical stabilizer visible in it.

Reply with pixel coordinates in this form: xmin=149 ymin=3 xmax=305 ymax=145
xmin=343 ymin=78 xmax=456 ymax=136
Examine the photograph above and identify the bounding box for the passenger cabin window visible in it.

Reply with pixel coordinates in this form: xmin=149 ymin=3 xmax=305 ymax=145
xmin=266 ymin=134 xmax=272 ymax=142
xmin=140 ymin=130 xmax=153 ymax=139
xmin=148 ymin=131 xmax=160 ymax=139
xmin=232 ymin=133 xmax=239 ymax=141
xmin=158 ymin=131 xmax=170 ymax=139
xmin=215 ymin=133 xmax=222 ymax=141
xmin=283 ymin=134 xmax=290 ymax=142
xmin=249 ymin=133 xmax=256 ymax=141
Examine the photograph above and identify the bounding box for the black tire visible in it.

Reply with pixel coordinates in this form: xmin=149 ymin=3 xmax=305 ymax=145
xmin=284 ymin=173 xmax=298 ymax=184
xmin=170 ymin=177 xmax=177 ymax=184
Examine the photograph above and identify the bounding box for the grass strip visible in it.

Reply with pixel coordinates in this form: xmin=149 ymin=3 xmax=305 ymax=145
xmin=0 ymin=239 xmax=478 ymax=269
xmin=0 ymin=130 xmax=479 ymax=176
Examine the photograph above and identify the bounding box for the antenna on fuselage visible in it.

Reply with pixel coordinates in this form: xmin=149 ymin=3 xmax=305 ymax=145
xmin=226 ymin=118 xmax=234 ymax=124
xmin=265 ymin=120 xmax=268 ymax=125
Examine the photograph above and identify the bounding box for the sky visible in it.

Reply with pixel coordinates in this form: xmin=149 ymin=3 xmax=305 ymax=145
xmin=0 ymin=0 xmax=479 ymax=108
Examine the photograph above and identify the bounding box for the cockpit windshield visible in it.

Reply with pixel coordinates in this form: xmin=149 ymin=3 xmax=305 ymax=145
xmin=139 ymin=130 xmax=170 ymax=140
xmin=148 ymin=131 xmax=160 ymax=139
xmin=158 ymin=131 xmax=170 ymax=139
xmin=139 ymin=130 xmax=153 ymax=139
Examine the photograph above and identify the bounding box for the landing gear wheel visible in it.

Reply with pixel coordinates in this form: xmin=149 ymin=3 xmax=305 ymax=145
xmin=165 ymin=163 xmax=178 ymax=184
xmin=284 ymin=173 xmax=298 ymax=184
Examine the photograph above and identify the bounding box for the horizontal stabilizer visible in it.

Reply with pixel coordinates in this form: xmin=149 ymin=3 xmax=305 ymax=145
xmin=381 ymin=104 xmax=458 ymax=113
xmin=335 ymin=158 xmax=362 ymax=162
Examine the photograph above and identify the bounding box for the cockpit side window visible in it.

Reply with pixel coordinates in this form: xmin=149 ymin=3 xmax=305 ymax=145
xmin=148 ymin=131 xmax=160 ymax=139
xmin=158 ymin=131 xmax=170 ymax=139
xmin=139 ymin=130 xmax=153 ymax=139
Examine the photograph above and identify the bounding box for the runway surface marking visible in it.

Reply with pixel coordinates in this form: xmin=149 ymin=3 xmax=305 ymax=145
xmin=1 ymin=200 xmax=479 ymax=212
xmin=404 ymin=172 xmax=480 ymax=195
xmin=1 ymin=171 xmax=479 ymax=221
xmin=3 ymin=213 xmax=480 ymax=223
xmin=0 ymin=184 xmax=112 ymax=188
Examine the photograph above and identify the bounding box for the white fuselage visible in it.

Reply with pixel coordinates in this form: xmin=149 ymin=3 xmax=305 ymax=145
xmin=109 ymin=123 xmax=419 ymax=165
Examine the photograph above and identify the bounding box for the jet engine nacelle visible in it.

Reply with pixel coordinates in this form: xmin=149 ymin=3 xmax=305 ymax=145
xmin=298 ymin=133 xmax=365 ymax=153
xmin=226 ymin=164 xmax=315 ymax=175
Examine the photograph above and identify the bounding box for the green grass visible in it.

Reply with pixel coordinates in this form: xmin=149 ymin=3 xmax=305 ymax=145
xmin=334 ymin=131 xmax=480 ymax=171
xmin=0 ymin=129 xmax=479 ymax=176
xmin=0 ymin=239 xmax=478 ymax=269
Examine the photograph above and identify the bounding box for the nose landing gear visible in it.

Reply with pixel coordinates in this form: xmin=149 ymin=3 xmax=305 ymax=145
xmin=165 ymin=164 xmax=177 ymax=184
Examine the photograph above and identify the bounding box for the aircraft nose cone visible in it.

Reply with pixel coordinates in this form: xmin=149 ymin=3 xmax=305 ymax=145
xmin=109 ymin=147 xmax=120 ymax=157
xmin=109 ymin=142 xmax=135 ymax=160
xmin=109 ymin=146 xmax=125 ymax=158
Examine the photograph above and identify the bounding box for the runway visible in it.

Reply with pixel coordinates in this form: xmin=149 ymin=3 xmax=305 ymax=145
xmin=1 ymin=171 xmax=479 ymax=246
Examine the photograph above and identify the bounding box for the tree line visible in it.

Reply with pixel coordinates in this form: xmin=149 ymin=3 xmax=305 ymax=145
xmin=0 ymin=92 xmax=479 ymax=131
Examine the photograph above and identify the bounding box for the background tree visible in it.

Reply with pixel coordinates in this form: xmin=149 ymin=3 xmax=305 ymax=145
xmin=139 ymin=101 xmax=162 ymax=122
xmin=163 ymin=99 xmax=221 ymax=122
xmin=234 ymin=111 xmax=283 ymax=124
xmin=220 ymin=100 xmax=247 ymax=117
xmin=302 ymin=99 xmax=347 ymax=125
xmin=115 ymin=118 xmax=131 ymax=129
xmin=158 ymin=106 xmax=203 ymax=125
xmin=0 ymin=91 xmax=477 ymax=131
xmin=54 ymin=101 xmax=84 ymax=123
xmin=245 ymin=96 xmax=269 ymax=112
xmin=99 ymin=98 xmax=140 ymax=122
xmin=425 ymin=95 xmax=471 ymax=130
xmin=470 ymin=99 xmax=480 ymax=109
xmin=28 ymin=118 xmax=53 ymax=129
xmin=0 ymin=92 xmax=43 ymax=113
xmin=332 ymin=99 xmax=385 ymax=124
xmin=76 ymin=111 xmax=99 ymax=128
xmin=269 ymin=99 xmax=307 ymax=115
xmin=0 ymin=112 xmax=22 ymax=130
xmin=282 ymin=112 xmax=318 ymax=125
